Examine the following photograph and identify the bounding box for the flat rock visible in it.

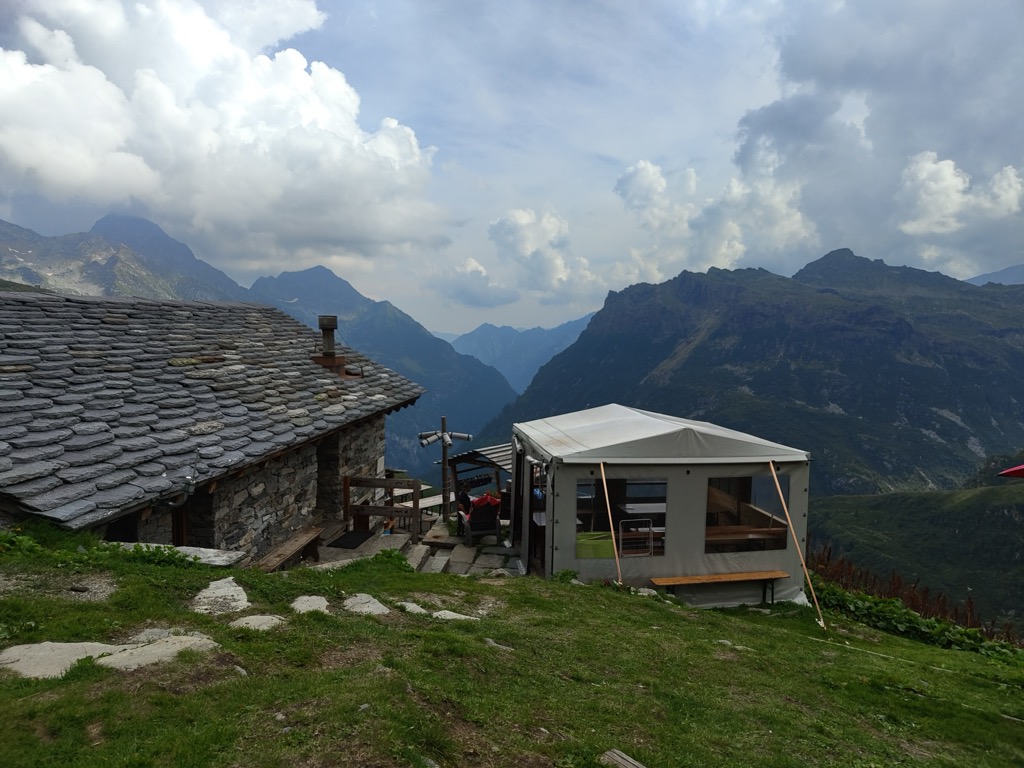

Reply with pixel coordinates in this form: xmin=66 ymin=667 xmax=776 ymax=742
xmin=396 ymin=601 xmax=429 ymax=615
xmin=342 ymin=593 xmax=390 ymax=615
xmin=0 ymin=641 xmax=137 ymax=679
xmin=191 ymin=576 xmax=250 ymax=614
xmin=472 ymin=553 xmax=506 ymax=569
xmin=423 ymin=554 xmax=449 ymax=574
xmin=449 ymin=544 xmax=478 ymax=564
xmin=0 ymin=633 xmax=218 ymax=678
xmin=97 ymin=635 xmax=219 ymax=671
xmin=432 ymin=610 xmax=479 ymax=621
xmin=405 ymin=543 xmax=431 ymax=571
xmin=115 ymin=542 xmax=245 ymax=567
xmin=230 ymin=615 xmax=286 ymax=630
xmin=291 ymin=595 xmax=330 ymax=614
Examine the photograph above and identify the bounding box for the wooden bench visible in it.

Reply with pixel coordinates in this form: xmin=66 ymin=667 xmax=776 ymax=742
xmin=651 ymin=570 xmax=790 ymax=604
xmin=254 ymin=527 xmax=324 ymax=572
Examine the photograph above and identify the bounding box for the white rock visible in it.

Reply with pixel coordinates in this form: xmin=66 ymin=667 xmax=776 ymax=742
xmin=397 ymin=601 xmax=429 ymax=615
xmin=342 ymin=593 xmax=390 ymax=615
xmin=230 ymin=615 xmax=286 ymax=630
xmin=191 ymin=577 xmax=250 ymax=615
xmin=291 ymin=596 xmax=330 ymax=614
xmin=432 ymin=610 xmax=479 ymax=621
xmin=97 ymin=635 xmax=219 ymax=672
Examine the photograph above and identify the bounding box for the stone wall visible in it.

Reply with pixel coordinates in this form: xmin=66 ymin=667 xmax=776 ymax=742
xmin=137 ymin=505 xmax=172 ymax=544
xmin=136 ymin=414 xmax=388 ymax=560
xmin=212 ymin=443 xmax=319 ymax=559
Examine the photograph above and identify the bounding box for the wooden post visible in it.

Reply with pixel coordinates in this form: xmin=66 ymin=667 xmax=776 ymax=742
xmin=343 ymin=475 xmax=350 ymax=530
xmin=600 ymin=461 xmax=622 ymax=584
xmin=768 ymin=461 xmax=826 ymax=630
xmin=441 ymin=416 xmax=450 ymax=520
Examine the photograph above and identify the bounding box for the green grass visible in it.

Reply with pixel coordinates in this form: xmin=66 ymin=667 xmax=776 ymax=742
xmin=810 ymin=485 xmax=1024 ymax=630
xmin=1 ymin=528 xmax=1022 ymax=767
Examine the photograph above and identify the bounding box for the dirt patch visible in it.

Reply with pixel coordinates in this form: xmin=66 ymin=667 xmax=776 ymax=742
xmin=121 ymin=651 xmax=244 ymax=695
xmin=403 ymin=591 xmax=506 ymax=618
xmin=473 ymin=595 xmax=505 ymax=617
xmin=319 ymin=643 xmax=384 ymax=669
xmin=0 ymin=572 xmax=117 ymax=602
xmin=86 ymin=721 xmax=105 ymax=746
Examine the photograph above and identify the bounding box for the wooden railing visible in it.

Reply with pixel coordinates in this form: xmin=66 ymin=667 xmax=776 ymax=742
xmin=344 ymin=476 xmax=424 ymax=544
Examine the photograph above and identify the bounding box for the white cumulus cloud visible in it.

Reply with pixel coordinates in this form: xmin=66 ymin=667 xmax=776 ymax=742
xmin=898 ymin=151 xmax=1022 ymax=236
xmin=614 ymin=155 xmax=816 ymax=280
xmin=436 ymin=257 xmax=520 ymax=309
xmin=0 ymin=0 xmax=445 ymax=279
xmin=487 ymin=208 xmax=599 ymax=303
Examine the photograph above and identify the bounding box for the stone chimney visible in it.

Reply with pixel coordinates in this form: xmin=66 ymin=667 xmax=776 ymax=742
xmin=311 ymin=315 xmax=362 ymax=378
xmin=318 ymin=315 xmax=337 ymax=358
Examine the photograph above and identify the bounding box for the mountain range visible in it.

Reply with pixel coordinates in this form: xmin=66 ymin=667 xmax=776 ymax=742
xmin=7 ymin=213 xmax=1024 ymax=498
xmin=450 ymin=315 xmax=593 ymax=393
xmin=478 ymin=249 xmax=1024 ymax=496
xmin=0 ymin=215 xmax=516 ymax=481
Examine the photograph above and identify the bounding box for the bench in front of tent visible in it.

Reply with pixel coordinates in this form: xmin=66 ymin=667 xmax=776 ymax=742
xmin=650 ymin=569 xmax=790 ymax=605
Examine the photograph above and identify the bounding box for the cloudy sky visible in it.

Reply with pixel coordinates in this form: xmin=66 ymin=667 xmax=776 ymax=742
xmin=1 ymin=1 xmax=1022 ymax=333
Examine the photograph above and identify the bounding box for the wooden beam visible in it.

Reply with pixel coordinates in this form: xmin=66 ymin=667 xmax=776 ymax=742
xmin=346 ymin=476 xmax=422 ymax=491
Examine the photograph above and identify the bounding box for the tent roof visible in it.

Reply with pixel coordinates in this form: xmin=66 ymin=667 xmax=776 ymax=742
xmin=447 ymin=443 xmax=514 ymax=474
xmin=513 ymin=404 xmax=809 ymax=465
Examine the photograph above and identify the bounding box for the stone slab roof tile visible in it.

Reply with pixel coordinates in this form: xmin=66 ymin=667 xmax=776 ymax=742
xmin=0 ymin=460 xmax=62 ymax=485
xmin=0 ymin=412 xmax=33 ymax=429
xmin=63 ymin=432 xmax=116 ymax=451
xmin=241 ymin=441 xmax=275 ymax=456
xmin=57 ymin=444 xmax=123 ymax=467
xmin=9 ymin=428 xmax=73 ymax=447
xmin=88 ymin=484 xmax=146 ymax=510
xmin=129 ymin=475 xmax=174 ymax=494
xmin=219 ymin=438 xmax=252 ymax=452
xmin=3 ymin=475 xmax=62 ymax=496
xmin=8 ymin=444 xmax=65 ymax=463
xmin=108 ymin=447 xmax=165 ymax=470
xmin=38 ymin=499 xmax=98 ymax=524
xmin=57 ymin=463 xmax=116 ymax=484
xmin=95 ymin=469 xmax=138 ymax=491
xmin=0 ymin=292 xmax=424 ymax=529
xmin=24 ymin=481 xmax=100 ymax=513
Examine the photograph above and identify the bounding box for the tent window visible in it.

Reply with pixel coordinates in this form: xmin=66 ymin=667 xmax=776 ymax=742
xmin=705 ymin=475 xmax=788 ymax=553
xmin=575 ymin=479 xmax=666 ymax=558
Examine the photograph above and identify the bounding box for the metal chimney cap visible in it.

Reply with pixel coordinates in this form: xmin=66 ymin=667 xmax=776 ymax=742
xmin=318 ymin=315 xmax=338 ymax=330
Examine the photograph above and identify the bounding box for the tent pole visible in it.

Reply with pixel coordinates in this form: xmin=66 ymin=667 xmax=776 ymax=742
xmin=769 ymin=461 xmax=826 ymax=631
xmin=599 ymin=462 xmax=622 ymax=584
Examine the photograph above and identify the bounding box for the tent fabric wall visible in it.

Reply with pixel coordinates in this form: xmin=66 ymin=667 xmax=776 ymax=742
xmin=511 ymin=404 xmax=811 ymax=607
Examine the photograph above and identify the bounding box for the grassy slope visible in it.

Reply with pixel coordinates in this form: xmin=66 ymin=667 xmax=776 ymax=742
xmin=809 ymin=485 xmax=1024 ymax=627
xmin=0 ymin=533 xmax=1022 ymax=767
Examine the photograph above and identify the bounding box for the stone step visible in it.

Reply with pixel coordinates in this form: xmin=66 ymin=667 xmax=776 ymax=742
xmin=404 ymin=543 xmax=431 ymax=572
xmin=422 ymin=553 xmax=450 ymax=574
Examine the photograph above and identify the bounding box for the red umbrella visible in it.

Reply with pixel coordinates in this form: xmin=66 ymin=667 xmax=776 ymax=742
xmin=998 ymin=463 xmax=1024 ymax=478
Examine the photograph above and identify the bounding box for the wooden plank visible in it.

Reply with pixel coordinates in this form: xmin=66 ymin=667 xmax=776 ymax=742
xmin=651 ymin=570 xmax=789 ymax=587
xmin=397 ymin=492 xmax=454 ymax=509
xmin=706 ymin=525 xmax=785 ymax=537
xmin=346 ymin=476 xmax=422 ymax=490
xmin=349 ymin=503 xmax=423 ymax=518
xmin=255 ymin=527 xmax=324 ymax=573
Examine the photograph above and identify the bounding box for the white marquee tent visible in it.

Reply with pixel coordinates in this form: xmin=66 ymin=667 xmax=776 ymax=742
xmin=511 ymin=404 xmax=811 ymax=606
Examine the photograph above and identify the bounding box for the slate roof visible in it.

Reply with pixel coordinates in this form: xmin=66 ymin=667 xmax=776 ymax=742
xmin=0 ymin=292 xmax=425 ymax=529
